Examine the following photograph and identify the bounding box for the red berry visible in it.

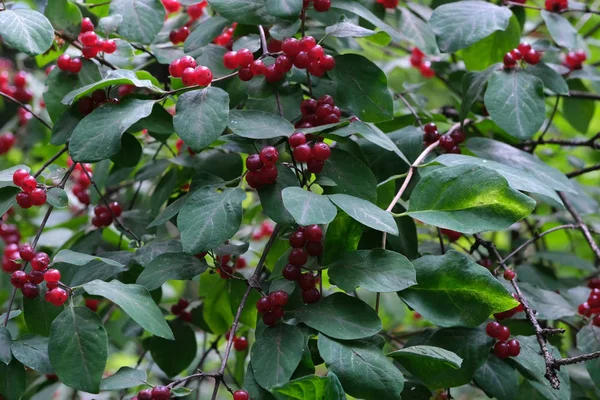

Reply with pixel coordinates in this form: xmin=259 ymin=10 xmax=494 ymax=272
xmin=82 ymin=45 xmax=99 ymax=59
xmin=306 ymin=241 xmax=323 ymax=257
xmin=57 ymin=54 xmax=71 ymax=71
xmin=80 ymin=31 xmax=98 ymax=46
xmin=293 ymin=144 xmax=312 ymax=163
xmin=594 ymin=315 xmax=600 ymax=327
xmin=13 ymin=72 xmax=27 ymax=88
xmin=311 ymin=142 xmax=331 ymax=161
xmin=260 ymin=146 xmax=279 ymax=165
xmin=19 ymin=244 xmax=35 ymax=262
xmin=262 ymin=311 xmax=278 ymax=326
xmin=91 ymin=89 xmax=106 ymax=103
xmin=588 ymin=294 xmax=600 ymax=308
xmin=223 ymin=51 xmax=239 ymax=69
xmin=494 ymin=341 xmax=510 ymax=359
xmin=137 ymin=389 xmax=152 ymax=400
xmin=302 ymin=288 xmax=321 ymax=304
xmin=250 ymin=60 xmax=266 ymax=76
xmin=308 ymin=45 xmax=325 ymax=61
xmin=46 ymin=288 xmax=68 ymax=306
xmin=320 ymin=54 xmax=336 ymax=71
xmin=10 ymin=271 xmax=28 ymax=288
xmin=579 ymin=302 xmax=592 ymax=316
xmin=298 ymin=273 xmax=316 ymax=290
xmin=16 ymin=192 xmax=32 ymax=209
xmin=77 ymin=96 xmax=94 ymax=115
xmin=450 ymin=130 xmax=466 ymax=144
xmin=300 ymin=36 xmax=317 ymax=51
xmin=306 ymin=158 xmax=325 ymax=174
xmin=288 ymin=248 xmax=308 ymax=266
xmin=304 ymin=225 xmax=322 ymax=242
xmin=109 ymin=202 xmax=122 ymax=217
xmin=486 ymin=321 xmax=502 ymax=338
xmin=233 ymin=390 xmax=250 ymax=400
xmin=21 ymin=175 xmax=37 ymax=193
xmin=439 ymin=135 xmax=455 ymax=151
xmin=510 ymin=48 xmax=522 ymax=61
xmin=169 ymin=59 xmax=184 ymax=77
xmin=256 ymin=297 xmax=273 ymax=314
xmin=517 ymin=43 xmax=531 ymax=54
xmin=195 ymin=66 xmax=213 ymax=86
xmin=151 ymin=386 xmax=170 ymax=400
xmin=503 ymin=52 xmax=516 ymax=69
xmin=301 ymin=99 xmax=318 ymax=115
xmin=236 ymin=48 xmax=254 ymax=67
xmin=575 ymin=49 xmax=587 ymax=62
xmin=44 ymin=268 xmax=61 ymax=283
xmin=424 ymin=122 xmax=437 ymax=135
xmin=12 ymin=169 xmax=29 ymax=187
xmin=28 ymin=270 xmax=44 ymax=285
xmin=497 ymin=325 xmax=511 ymax=342
xmin=289 ymin=133 xmax=307 ymax=149
xmin=246 ymin=154 xmax=264 ymax=172
xmin=234 ymin=336 xmax=248 ymax=351
xmin=81 ymin=17 xmax=94 ymax=33
xmin=282 ymin=38 xmax=301 ymax=57
xmin=507 ymin=339 xmax=520 ymax=357
xmin=503 ymin=269 xmax=516 ymax=281
xmin=103 ymin=40 xmax=117 ymax=54
xmin=30 ymin=188 xmax=47 ymax=206
xmin=268 ymin=290 xmax=289 ymax=307
xmin=523 ymin=49 xmax=541 ymax=65
xmin=31 ymin=252 xmax=50 ymax=271
xmin=289 ymin=231 xmax=306 ymax=248
xmin=22 ymin=283 xmax=40 ymax=299
xmin=294 ymin=52 xmax=310 ymax=69
xmin=313 ymin=0 xmax=331 ymax=11
xmin=440 ymin=228 xmax=461 ymax=242
xmin=238 ymin=67 xmax=253 ymax=81
xmin=282 ymin=263 xmax=302 ymax=281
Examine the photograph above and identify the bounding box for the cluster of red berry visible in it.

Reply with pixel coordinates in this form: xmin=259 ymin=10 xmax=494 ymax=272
xmin=91 ymin=202 xmax=122 ymax=228
xmin=485 ymin=321 xmax=521 ymax=359
xmin=169 ymin=55 xmax=213 ymax=87
xmin=376 ymin=0 xmax=399 ymax=8
xmin=245 ymin=146 xmax=279 ymax=189
xmin=563 ymin=49 xmax=587 ymax=71
xmin=78 ymin=18 xmax=117 ymax=59
xmin=213 ymin=23 xmax=238 ymax=48
xmin=290 ymin=132 xmax=331 ymax=174
xmin=68 ymin=159 xmax=93 ymax=205
xmin=132 ymin=386 xmax=170 ymax=400
xmin=409 ymin=48 xmax=435 ymax=78
xmin=170 ymin=298 xmax=192 ymax=321
xmin=545 ymin=0 xmax=568 ymax=12
xmin=576 ymin=282 xmax=600 ymax=326
xmin=77 ymin=89 xmax=119 ymax=116
xmin=225 ymin=330 xmax=249 ymax=351
xmin=494 ymin=294 xmax=524 ymax=320
xmin=216 ymin=254 xmax=247 ymax=279
xmin=282 ymin=225 xmax=323 ymax=304
xmin=303 ymin=0 xmax=331 ymax=11
xmin=252 ymin=221 xmax=275 ymax=240
xmin=256 ymin=290 xmax=289 ymax=326
xmin=0 ymin=132 xmax=16 ymax=155
xmin=423 ymin=123 xmax=464 ymax=154
xmin=296 ymin=95 xmax=340 ymax=130
xmin=13 ymin=169 xmax=46 ymax=209
xmin=281 ymin=36 xmax=336 ymax=78
xmin=169 ymin=26 xmax=190 ymax=44
xmin=0 ymin=70 xmax=32 ymax=102
xmin=503 ymin=43 xmax=541 ymax=69
xmin=0 ymin=223 xmax=21 ymax=272
xmin=56 ymin=54 xmax=83 ymax=74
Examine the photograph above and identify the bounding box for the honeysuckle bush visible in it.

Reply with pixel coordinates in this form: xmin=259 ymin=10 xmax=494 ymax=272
xmin=0 ymin=0 xmax=600 ymax=399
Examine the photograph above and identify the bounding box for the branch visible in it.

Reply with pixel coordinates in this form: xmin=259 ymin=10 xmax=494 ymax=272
xmin=0 ymin=91 xmax=53 ymax=130
xmin=522 ymin=132 xmax=600 ymax=150
xmin=567 ymin=164 xmax=600 ymax=178
xmin=33 ymin=145 xmax=69 ymax=178
xmin=529 ymin=96 xmax=560 ymax=153
xmin=54 ymin=31 xmax=117 ymax=70
xmin=395 ymin=92 xmax=423 ymax=129
xmin=558 ymin=192 xmax=600 ymax=260
xmin=553 ymin=351 xmax=600 ymax=366
xmin=501 ymin=224 xmax=579 ymax=264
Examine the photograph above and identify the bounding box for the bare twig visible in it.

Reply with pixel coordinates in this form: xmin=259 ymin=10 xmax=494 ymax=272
xmin=558 ymin=192 xmax=600 ymax=260
xmin=33 ymin=145 xmax=69 ymax=178
xmin=529 ymin=96 xmax=560 ymax=153
xmin=553 ymin=351 xmax=600 ymax=366
xmin=567 ymin=164 xmax=600 ymax=178
xmin=395 ymin=92 xmax=423 ymax=129
xmin=0 ymin=91 xmax=52 ymax=130
xmin=501 ymin=224 xmax=579 ymax=264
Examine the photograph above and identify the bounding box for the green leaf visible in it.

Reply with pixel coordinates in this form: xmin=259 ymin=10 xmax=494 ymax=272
xmin=484 ymin=69 xmax=545 ymax=139
xmin=53 ymin=249 xmax=125 ymax=268
xmin=0 ymin=165 xmax=30 ymax=188
xmin=318 ymin=335 xmax=404 ymax=400
xmin=257 ymin=165 xmax=299 ymax=225
xmin=333 ymin=121 xmax=408 ymax=164
xmin=178 ymin=186 xmax=246 ymax=254
xmin=265 ymin=0 xmax=302 ymax=20
xmin=518 ymin=283 xmax=575 ymax=320
xmin=44 ymin=0 xmax=83 ymax=36
xmin=111 ymin=133 xmax=142 ymax=167
xmin=322 ymin=212 xmax=363 ymax=265
xmin=461 ymin=16 xmax=520 ymax=71
xmin=65 ymin=252 xmax=131 ymax=287
xmin=70 ymin=98 xmax=156 ymax=163
xmin=407 ymin=327 xmax=494 ymax=389
xmin=134 ymin=239 xmax=183 ymax=266
xmin=48 ymin=307 xmax=108 ymax=393
xmin=0 ymin=187 xmax=20 ymax=218
xmin=10 ymin=334 xmax=52 ymax=374
xmin=398 ymin=8 xmax=438 ymax=55
xmin=563 ymin=79 xmax=595 ymax=133
xmin=460 ymin=64 xmax=499 ymax=124
xmin=136 ymin=253 xmax=207 ymax=290
xmin=540 ymin=10 xmax=578 ymax=49
xmin=466 ymin=138 xmax=575 ymax=194
xmin=149 ymin=319 xmax=197 ymax=377
xmin=294 ymin=293 xmax=381 ymax=340
xmin=399 ymin=251 xmax=519 ymax=327
xmin=325 ymin=15 xmax=391 ymax=46
xmin=184 ymin=16 xmax=230 ymax=52
xmin=251 ymin=324 xmax=305 ymax=389
xmin=228 ymin=110 xmax=295 ymax=139
xmin=271 ymin=375 xmax=340 ymax=400
xmin=23 ymin=296 xmax=63 ymax=337
xmin=100 ymin=367 xmax=147 ymax=390
xmin=430 ymin=1 xmax=512 ymax=53
xmin=109 ymin=0 xmax=166 ymax=44
xmin=331 ymin=0 xmax=403 ymax=43
xmin=0 ymin=9 xmax=54 ymax=56
xmin=328 ymin=194 xmax=398 ymax=235
xmin=327 ymin=249 xmax=416 ymax=293
xmin=148 ymin=194 xmax=188 ymax=228
xmin=329 ymin=54 xmax=394 ymax=123
xmin=174 ymin=87 xmax=230 ymax=153
xmin=62 ymin=69 xmax=162 ymax=105
xmin=0 ymin=328 xmax=11 ymax=365
xmin=320 ymin=148 xmax=378 ymax=202
xmin=0 ymin=359 xmax=26 ymax=400
xmin=83 ymin=280 xmax=174 ymax=340
xmin=527 ymin=63 xmax=569 ymax=95
xmin=388 ymin=346 xmax=462 ymax=386
xmin=46 ymin=187 xmax=69 ymax=208
xmin=281 ymin=187 xmax=337 ymax=226
xmin=576 ymin=326 xmax=600 ymax=388
xmin=207 ymin=0 xmax=277 ymax=25
xmin=408 ymin=164 xmax=535 ymax=233
xmin=171 ymin=387 xmax=193 ymax=397
xmin=435 ymin=154 xmax=564 ymax=206
xmin=473 ymin=356 xmax=519 ymax=400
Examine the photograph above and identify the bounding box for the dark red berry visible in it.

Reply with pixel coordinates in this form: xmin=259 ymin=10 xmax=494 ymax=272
xmin=30 ymin=188 xmax=47 ymax=206
xmin=517 ymin=43 xmax=531 ymax=54
xmin=21 ymin=175 xmax=37 ymax=193
xmin=302 ymin=288 xmax=321 ymax=304
xmin=268 ymin=290 xmax=289 ymax=307
xmin=21 ymin=283 xmax=39 ymax=299
xmin=298 ymin=273 xmax=316 ymax=290
xmin=304 ymin=225 xmax=322 ymax=242
xmin=10 ymin=271 xmax=28 ymax=288
xmin=293 ymin=144 xmax=312 ymax=163
xmin=282 ymin=38 xmax=301 ymax=57
xmin=313 ymin=0 xmax=331 ymax=11
xmin=16 ymin=192 xmax=32 ymax=209
xmin=306 ymin=241 xmax=323 ymax=257
xmin=233 ymin=390 xmax=250 ymax=400
xmin=238 ymin=67 xmax=254 ymax=81
xmin=494 ymin=342 xmax=510 ymax=359
xmin=289 ymin=231 xmax=306 ymax=248
xmin=523 ymin=49 xmax=541 ymax=65
xmin=289 ymin=248 xmax=308 ymax=266
xmin=497 ymin=325 xmax=511 ymax=342
xmin=109 ymin=202 xmax=122 ymax=217
xmin=300 ymin=36 xmax=317 ymax=51
xmin=306 ymin=158 xmax=325 ymax=174
xmin=263 ymin=311 xmax=278 ymax=326
xmin=450 ymin=130 xmax=466 ymax=144
xmin=151 ymin=386 xmax=170 ymax=400
xmin=195 ymin=66 xmax=213 ymax=86
xmin=256 ymin=297 xmax=273 ymax=314
xmin=282 ymin=263 xmax=302 ymax=281
xmin=28 ymin=271 xmax=44 ymax=285
xmin=311 ymin=142 xmax=331 ymax=161
xmin=507 ymin=339 xmax=520 ymax=357
xmin=137 ymin=389 xmax=152 ymax=400
xmin=236 ymin=48 xmax=254 ymax=67
xmin=503 ymin=53 xmax=516 ymax=68
xmin=486 ymin=321 xmax=501 ymax=338
xmin=31 ymin=252 xmax=50 ymax=271
xmin=19 ymin=244 xmax=35 ymax=262
xmin=289 ymin=133 xmax=307 ymax=149
xmin=260 ymin=146 xmax=279 ymax=165
xmin=503 ymin=269 xmax=516 ymax=281
xmin=234 ymin=336 xmax=248 ymax=351
xmin=46 ymin=288 xmax=68 ymax=306
xmin=246 ymin=154 xmax=263 ymax=172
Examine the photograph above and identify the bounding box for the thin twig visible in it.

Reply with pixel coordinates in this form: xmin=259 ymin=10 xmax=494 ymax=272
xmin=558 ymin=192 xmax=600 ymax=260
xmin=437 ymin=228 xmax=446 ymax=254
xmin=553 ymin=351 xmax=600 ymax=366
xmin=501 ymin=224 xmax=579 ymax=264
xmin=529 ymin=96 xmax=560 ymax=153
xmin=567 ymin=164 xmax=600 ymax=178
xmin=396 ymin=92 xmax=423 ymax=129
xmin=33 ymin=145 xmax=69 ymax=178
xmin=0 ymin=91 xmax=52 ymax=130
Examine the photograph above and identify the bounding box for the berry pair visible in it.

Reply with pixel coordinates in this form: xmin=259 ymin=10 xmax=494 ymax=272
xmin=503 ymin=43 xmax=541 ymax=69
xmin=304 ymin=0 xmax=331 ymax=12
xmin=296 ymin=95 xmax=340 ymax=129
xmin=77 ymin=89 xmax=119 ymax=116
xmin=485 ymin=322 xmax=521 ymax=359
xmin=256 ymin=290 xmax=289 ymax=326
xmin=169 ymin=27 xmax=190 ymax=44
xmin=245 ymin=146 xmax=279 ymax=189
xmin=170 ymin=298 xmax=192 ymax=321
xmin=13 ymin=169 xmax=46 ymax=209
xmin=135 ymin=386 xmax=171 ymax=400
xmin=289 ymin=133 xmax=331 ymax=174
xmin=545 ymin=0 xmax=568 ymax=12
xmin=563 ymin=50 xmax=587 ymax=71
xmin=70 ymin=161 xmax=93 ymax=205
xmin=423 ymin=123 xmax=464 ymax=154
xmin=57 ymin=54 xmax=83 ymax=74
xmin=376 ymin=0 xmax=399 ymax=8
xmin=91 ymin=202 xmax=122 ymax=228
xmin=409 ymin=48 xmax=435 ymax=78
xmin=281 ymin=36 xmax=336 ymax=78
xmin=0 ymin=132 xmax=16 ymax=154
xmin=169 ymin=56 xmax=213 ymax=87
xmin=213 ymin=23 xmax=237 ymax=48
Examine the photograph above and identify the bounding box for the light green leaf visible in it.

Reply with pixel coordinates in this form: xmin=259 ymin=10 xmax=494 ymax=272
xmin=0 ymin=9 xmax=54 ymax=56
xmin=541 ymin=10 xmax=578 ymax=49
xmin=265 ymin=0 xmax=302 ymax=20
xmin=327 ymin=249 xmax=416 ymax=293
xmin=136 ymin=253 xmax=207 ymax=290
xmin=82 ymin=280 xmax=174 ymax=339
xmin=325 ymin=15 xmax=391 ymax=46
xmin=109 ymin=0 xmax=166 ymax=44
xmin=47 ymin=187 xmax=69 ymax=208
xmin=228 ymin=110 xmax=295 ymax=139
xmin=207 ymin=0 xmax=277 ymax=25
xmin=271 ymin=375 xmax=342 ymax=400
xmin=53 ymin=249 xmax=125 ymax=268
xmin=398 ymin=8 xmax=438 ymax=55
xmin=281 ymin=187 xmax=337 ymax=226
xmin=331 ymin=0 xmax=403 ymax=43
xmin=328 ymin=194 xmax=398 ymax=235
xmin=44 ymin=0 xmax=82 ymax=36
xmin=100 ymin=367 xmax=147 ymax=390
xmin=388 ymin=346 xmax=462 ymax=385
